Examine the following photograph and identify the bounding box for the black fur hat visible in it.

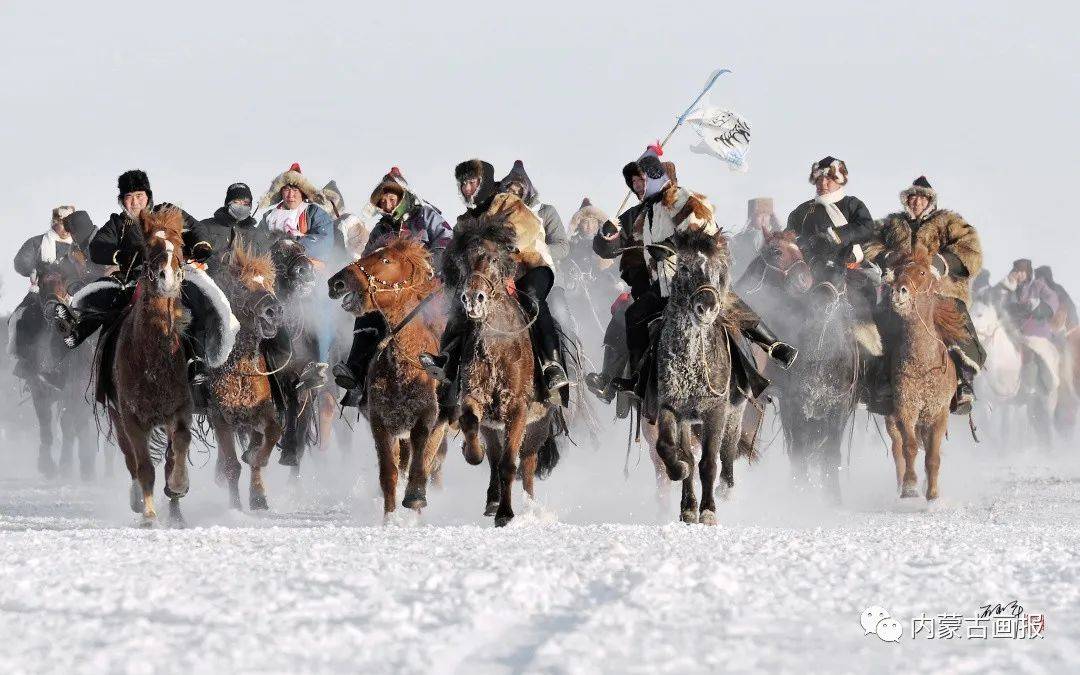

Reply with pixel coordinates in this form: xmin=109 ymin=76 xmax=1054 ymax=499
xmin=117 ymin=169 xmax=152 ymax=201
xmin=453 ymin=159 xmax=497 ymax=209
xmin=622 ymin=161 xmax=643 ymax=190
xmin=1011 ymin=258 xmax=1033 ymax=277
xmin=224 ymin=182 xmax=253 ymax=206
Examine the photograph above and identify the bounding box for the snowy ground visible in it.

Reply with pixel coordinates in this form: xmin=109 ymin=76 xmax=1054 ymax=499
xmin=1 ymin=409 xmax=1078 ymax=674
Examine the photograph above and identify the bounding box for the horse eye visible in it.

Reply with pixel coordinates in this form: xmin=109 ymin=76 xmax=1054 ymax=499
xmin=382 ymin=258 xmax=390 ymax=264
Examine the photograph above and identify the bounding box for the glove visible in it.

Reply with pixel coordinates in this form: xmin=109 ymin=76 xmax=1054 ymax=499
xmin=600 ymin=220 xmax=621 ymax=240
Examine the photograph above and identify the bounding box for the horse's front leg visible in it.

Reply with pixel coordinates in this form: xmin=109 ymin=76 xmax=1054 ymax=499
xmin=923 ymin=411 xmax=947 ymax=501
xmin=402 ymin=415 xmax=435 ymax=511
xmin=897 ymin=416 xmax=920 ymax=498
xmin=212 ymin=418 xmax=242 ymax=509
xmin=31 ymin=389 xmax=57 ymax=478
xmin=484 ymin=427 xmax=502 ymax=517
xmin=371 ymin=422 xmax=400 ymax=519
xmin=120 ymin=417 xmax=156 ymax=523
xmin=460 ymin=400 xmax=485 ymax=465
xmin=698 ymin=412 xmax=723 ymax=525
xmin=165 ymin=415 xmax=193 ymax=525
xmin=655 ymin=408 xmax=690 ymax=481
xmin=495 ymin=404 xmax=528 ymax=527
xmin=250 ymin=417 xmax=283 ymax=511
xmin=678 ymin=422 xmax=698 ymax=524
xmin=885 ymin=416 xmax=905 ymax=492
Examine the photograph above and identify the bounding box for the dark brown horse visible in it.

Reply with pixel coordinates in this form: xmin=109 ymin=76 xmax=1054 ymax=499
xmin=328 ymin=235 xmax=449 ymax=519
xmin=104 ymin=208 xmax=194 ymax=524
xmin=443 ymin=222 xmax=560 ymax=526
xmin=884 ymin=248 xmax=958 ymax=500
xmin=206 ymin=246 xmax=284 ymax=510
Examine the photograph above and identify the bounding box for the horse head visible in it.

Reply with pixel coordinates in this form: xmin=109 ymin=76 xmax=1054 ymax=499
xmin=270 ymin=237 xmax=316 ymax=300
xmin=227 ymin=245 xmax=281 ymax=341
xmin=139 ymin=208 xmax=185 ymax=297
xmin=328 ymin=234 xmax=436 ymax=316
xmin=36 ymin=262 xmax=72 ymax=308
xmin=760 ymin=230 xmax=814 ymax=294
xmin=444 ymin=222 xmax=518 ymax=322
xmin=671 ymin=228 xmax=731 ymax=328
xmin=889 ymin=247 xmax=937 ymax=317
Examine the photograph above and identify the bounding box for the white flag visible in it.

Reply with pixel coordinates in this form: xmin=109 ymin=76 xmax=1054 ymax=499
xmin=684 ymin=106 xmax=751 ymax=173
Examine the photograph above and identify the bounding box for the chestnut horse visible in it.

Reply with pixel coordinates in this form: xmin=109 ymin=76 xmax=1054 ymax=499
xmin=444 ymin=221 xmax=560 ymax=526
xmin=105 ymin=208 xmax=195 ymax=524
xmin=327 ymin=235 xmax=449 ymax=518
xmin=884 ymin=248 xmax=959 ymax=500
xmin=206 ymin=246 xmax=284 ymax=510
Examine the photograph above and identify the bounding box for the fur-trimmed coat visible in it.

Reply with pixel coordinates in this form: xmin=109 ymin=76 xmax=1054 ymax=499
xmin=457 ymin=192 xmax=553 ymax=272
xmin=866 ymin=209 xmax=982 ymax=304
xmin=634 ymin=185 xmax=719 ymax=298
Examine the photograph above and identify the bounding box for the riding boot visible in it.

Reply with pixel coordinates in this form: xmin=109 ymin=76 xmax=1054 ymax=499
xmin=586 ymin=308 xmax=631 ymax=403
xmin=515 ymin=267 xmax=569 ymax=397
xmin=420 ymin=311 xmax=468 ymax=412
xmin=335 ymin=312 xmax=389 ymax=408
xmin=741 ymin=316 xmax=799 ymax=369
xmin=947 ymin=299 xmax=986 ymax=416
xmin=183 ymin=337 xmax=210 ymax=413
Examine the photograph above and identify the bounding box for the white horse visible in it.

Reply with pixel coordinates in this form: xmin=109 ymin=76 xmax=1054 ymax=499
xmin=971 ymin=299 xmax=1056 ymax=448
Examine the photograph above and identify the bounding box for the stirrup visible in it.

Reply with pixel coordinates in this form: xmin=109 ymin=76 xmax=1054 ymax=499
xmin=543 ymin=362 xmax=570 ymax=391
xmin=332 ymin=362 xmax=359 ymax=391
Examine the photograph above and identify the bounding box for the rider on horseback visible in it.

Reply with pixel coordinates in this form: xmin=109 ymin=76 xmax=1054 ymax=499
xmin=10 ymin=206 xmax=97 ymax=389
xmin=332 ymin=168 xmax=454 ymax=407
xmin=588 ymin=146 xmax=798 ymax=403
xmin=866 ymin=176 xmax=986 ymax=414
xmin=189 ymin=182 xmax=273 ymax=276
xmin=53 ymin=170 xmax=237 ymax=407
xmin=419 ymin=159 xmax=571 ymax=408
xmin=999 ymin=258 xmax=1062 ymax=396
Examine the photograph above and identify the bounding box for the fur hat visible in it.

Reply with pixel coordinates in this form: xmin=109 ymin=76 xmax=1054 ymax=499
xmin=661 ymin=161 xmax=677 ymax=186
xmin=224 ymin=182 xmax=253 ymax=206
xmin=498 ymin=160 xmax=539 ymax=206
xmin=61 ymin=210 xmax=96 ymax=250
xmin=1035 ymin=265 xmax=1054 ymax=283
xmin=900 ymin=175 xmax=937 ymax=211
xmin=51 ymin=205 xmax=76 ymax=227
xmin=636 ymin=144 xmax=670 ymax=199
xmin=745 ymin=197 xmax=780 ymax=231
xmin=454 ymin=159 xmax=497 ymax=209
xmin=369 ymin=168 xmax=408 ymax=208
xmin=808 ymin=156 xmax=848 ymax=185
xmin=1011 ymin=258 xmax=1033 ymax=277
xmin=622 ymin=161 xmax=643 ymax=190
xmin=256 ymin=162 xmax=322 ymax=211
xmin=117 ymin=169 xmax=152 ymax=201
xmin=569 ymin=197 xmax=611 ymax=235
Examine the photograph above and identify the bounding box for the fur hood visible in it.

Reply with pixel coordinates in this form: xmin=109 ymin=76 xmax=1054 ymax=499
xmin=256 ymin=163 xmax=325 ymax=212
xmin=899 ymin=175 xmax=938 ymax=218
xmin=368 ymin=168 xmax=409 ymax=208
xmin=568 ymin=198 xmax=612 ymax=235
xmin=497 ymin=160 xmax=538 ymax=207
xmin=454 ymin=159 xmax=498 ymax=210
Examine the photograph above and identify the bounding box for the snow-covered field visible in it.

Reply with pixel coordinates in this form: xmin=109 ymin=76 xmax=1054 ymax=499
xmin=1 ymin=412 xmax=1077 ymax=675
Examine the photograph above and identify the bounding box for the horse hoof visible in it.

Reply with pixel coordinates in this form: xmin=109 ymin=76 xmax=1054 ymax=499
xmin=666 ymin=460 xmax=690 ymax=482
xmin=462 ymin=447 xmax=484 ymax=466
xmin=900 ymin=485 xmax=919 ymax=499
xmin=402 ymin=492 xmax=427 ymax=511
xmin=700 ymin=510 xmax=717 ymax=526
xmin=926 ymin=492 xmax=939 ymax=502
xmin=483 ymin=502 xmax=500 ymax=517
xmin=250 ymin=494 xmax=269 ymax=511
xmin=129 ymin=482 xmax=145 ymax=513
xmin=680 ymin=510 xmax=699 ymax=524
xmin=494 ymin=514 xmax=513 ymax=527
xmin=240 ymin=449 xmax=255 ymax=466
xmin=163 ymin=484 xmax=188 ymax=500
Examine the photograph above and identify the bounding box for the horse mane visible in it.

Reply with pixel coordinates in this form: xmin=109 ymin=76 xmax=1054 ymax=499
xmin=379 ymin=233 xmax=434 ymax=273
xmin=896 ymin=247 xmax=969 ymax=344
xmin=229 ymin=245 xmax=276 ymax=287
xmin=442 ymin=218 xmax=517 ymax=290
xmin=139 ymin=206 xmax=184 ymax=241
xmin=672 ymin=227 xmax=729 ymax=261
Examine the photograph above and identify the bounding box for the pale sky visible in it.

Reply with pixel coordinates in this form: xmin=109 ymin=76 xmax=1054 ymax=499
xmin=1 ymin=0 xmax=1076 ymax=308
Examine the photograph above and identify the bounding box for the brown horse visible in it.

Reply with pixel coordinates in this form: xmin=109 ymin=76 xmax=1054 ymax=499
xmin=327 ymin=235 xmax=449 ymax=518
xmin=105 ymin=208 xmax=194 ymax=524
xmin=206 ymin=247 xmax=284 ymax=510
xmin=444 ymin=222 xmax=560 ymax=526
xmin=884 ymin=248 xmax=960 ymax=500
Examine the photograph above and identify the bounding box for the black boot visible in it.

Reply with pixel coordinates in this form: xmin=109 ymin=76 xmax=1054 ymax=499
xmin=744 ymin=322 xmax=798 ymax=369
xmin=950 ymin=351 xmax=978 ymax=415
xmin=187 ymin=355 xmax=209 ymax=412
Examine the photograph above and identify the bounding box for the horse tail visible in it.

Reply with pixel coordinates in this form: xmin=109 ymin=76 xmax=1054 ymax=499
xmin=535 ymin=434 xmax=561 ymax=480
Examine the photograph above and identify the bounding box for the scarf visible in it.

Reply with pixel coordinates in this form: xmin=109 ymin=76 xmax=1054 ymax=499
xmin=814 ymin=188 xmax=863 ymax=262
xmin=265 ymin=203 xmax=308 ymax=238
xmin=40 ymin=228 xmax=73 ymax=264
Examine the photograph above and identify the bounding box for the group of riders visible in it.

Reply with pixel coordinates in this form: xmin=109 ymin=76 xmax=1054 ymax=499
xmin=8 ymin=150 xmax=1077 ymax=441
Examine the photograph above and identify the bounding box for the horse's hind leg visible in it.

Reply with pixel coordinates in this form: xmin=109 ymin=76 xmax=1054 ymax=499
xmin=460 ymin=403 xmax=485 ymax=466
xmin=429 ymin=428 xmax=449 ymax=489
xmin=923 ymin=413 xmax=947 ymax=501
xmin=885 ymin=416 xmax=905 ymax=493
xmin=250 ymin=418 xmax=283 ymax=511
xmin=678 ymin=422 xmax=698 ymax=524
xmin=31 ymin=390 xmax=57 ymax=478
xmin=213 ymin=420 xmax=242 ymax=509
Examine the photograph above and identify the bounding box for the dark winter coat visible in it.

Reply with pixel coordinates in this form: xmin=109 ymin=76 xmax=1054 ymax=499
xmin=363 ymin=199 xmax=453 ymax=267
xmin=88 ymin=205 xmax=200 ymax=275
xmin=14 ymin=234 xmax=76 ymax=277
xmin=785 ymin=194 xmax=876 ymax=278
xmin=190 ymin=207 xmax=268 ymax=276
xmin=592 ymin=201 xmax=650 ymax=297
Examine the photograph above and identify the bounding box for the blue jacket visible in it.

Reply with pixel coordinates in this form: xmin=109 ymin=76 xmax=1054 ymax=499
xmin=363 ymin=201 xmax=452 ymax=267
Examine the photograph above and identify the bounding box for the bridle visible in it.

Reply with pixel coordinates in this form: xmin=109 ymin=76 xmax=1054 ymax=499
xmin=743 ymin=242 xmax=812 ymax=296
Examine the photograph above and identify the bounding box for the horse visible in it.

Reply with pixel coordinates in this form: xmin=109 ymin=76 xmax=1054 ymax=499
xmin=205 ymin=246 xmax=284 ymax=510
xmin=444 ymin=221 xmax=561 ymax=526
xmin=327 ymin=235 xmax=449 ymax=518
xmin=268 ymin=238 xmax=328 ymax=476
xmin=884 ymin=248 xmax=960 ymax=500
xmin=736 ymin=230 xmax=858 ymax=501
xmin=652 ymin=228 xmax=750 ymax=525
xmin=102 ymin=208 xmax=195 ymax=524
xmin=19 ymin=256 xmax=100 ymax=479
